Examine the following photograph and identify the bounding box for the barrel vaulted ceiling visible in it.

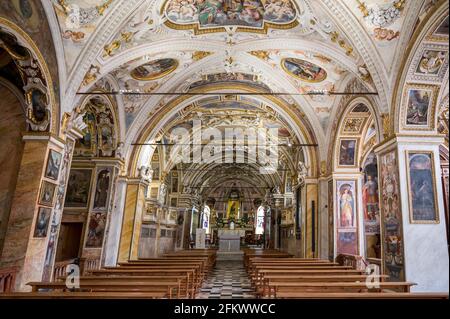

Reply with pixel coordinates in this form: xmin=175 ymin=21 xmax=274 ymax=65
xmin=43 ymin=0 xmax=445 ymax=149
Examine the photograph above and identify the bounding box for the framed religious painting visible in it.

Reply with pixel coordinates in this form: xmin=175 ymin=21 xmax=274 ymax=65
xmin=402 ymin=84 xmax=439 ymax=131
xmin=336 ymin=180 xmax=358 ymax=255
xmin=45 ymin=149 xmax=62 ymax=180
xmin=38 ymin=181 xmax=56 ymax=207
xmin=93 ymin=168 xmax=112 ymax=211
xmin=338 ymin=139 xmax=358 ymax=167
xmin=85 ymin=212 xmax=107 ymax=248
xmin=406 ymin=151 xmax=439 ymax=224
xmin=65 ymin=168 xmax=93 ymax=208
xmin=34 ymin=207 xmax=51 ymax=238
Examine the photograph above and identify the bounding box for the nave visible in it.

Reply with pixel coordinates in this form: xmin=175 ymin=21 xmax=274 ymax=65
xmin=0 ymin=0 xmax=449 ymax=301
xmin=1 ymin=248 xmax=448 ymax=299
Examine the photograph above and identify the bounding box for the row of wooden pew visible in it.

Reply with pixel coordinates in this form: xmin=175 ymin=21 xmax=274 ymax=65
xmin=0 ymin=249 xmax=217 ymax=299
xmin=244 ymin=249 xmax=448 ymax=299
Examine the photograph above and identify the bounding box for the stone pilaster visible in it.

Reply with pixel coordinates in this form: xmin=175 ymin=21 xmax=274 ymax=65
xmin=375 ymin=135 xmax=449 ymax=292
xmin=103 ymin=176 xmax=127 ymax=266
xmin=118 ymin=178 xmax=148 ymax=263
xmin=0 ymin=134 xmax=66 ymax=291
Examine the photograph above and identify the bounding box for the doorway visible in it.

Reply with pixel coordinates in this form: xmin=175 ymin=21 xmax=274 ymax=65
xmin=55 ymin=222 xmax=84 ymax=262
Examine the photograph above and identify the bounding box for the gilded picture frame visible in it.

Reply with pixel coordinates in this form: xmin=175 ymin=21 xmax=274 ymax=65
xmin=401 ymin=83 xmax=439 ymax=131
xmin=38 ymin=181 xmax=56 ymax=207
xmin=337 ymin=138 xmax=359 ymax=168
xmin=405 ymin=151 xmax=440 ymax=224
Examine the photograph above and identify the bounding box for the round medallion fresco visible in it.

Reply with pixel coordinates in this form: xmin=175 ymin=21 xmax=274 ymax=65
xmin=281 ymin=58 xmax=327 ymax=83
xmin=131 ymin=58 xmax=179 ymax=81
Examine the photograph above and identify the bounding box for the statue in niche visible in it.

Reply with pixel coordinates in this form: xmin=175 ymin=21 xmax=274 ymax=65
xmin=26 ymin=87 xmax=51 ymax=131
xmin=98 ymin=113 xmax=116 ymax=157
xmin=116 ymin=142 xmax=125 ymax=160
xmin=139 ymin=165 xmax=153 ymax=183
xmin=158 ymin=183 xmax=168 ymax=205
xmin=297 ymin=161 xmax=308 ymax=186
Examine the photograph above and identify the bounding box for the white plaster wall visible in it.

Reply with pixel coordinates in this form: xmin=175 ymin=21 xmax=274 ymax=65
xmin=397 ymin=141 xmax=449 ymax=293
xmin=104 ymin=178 xmax=127 ymax=266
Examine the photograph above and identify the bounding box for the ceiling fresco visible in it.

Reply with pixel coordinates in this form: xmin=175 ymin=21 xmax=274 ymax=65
xmin=130 ymin=58 xmax=179 ymax=81
xmin=52 ymin=0 xmax=115 ymax=70
xmin=37 ymin=0 xmax=448 ymax=152
xmin=163 ymin=0 xmax=299 ymax=33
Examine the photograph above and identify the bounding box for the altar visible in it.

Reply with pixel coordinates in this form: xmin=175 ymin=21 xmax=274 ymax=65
xmin=218 ymin=229 xmax=245 ymax=252
xmin=216 ymin=229 xmax=245 ymax=261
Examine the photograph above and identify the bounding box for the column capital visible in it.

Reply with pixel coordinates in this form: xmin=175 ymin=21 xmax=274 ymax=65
xmin=374 ymin=134 xmax=446 ymax=154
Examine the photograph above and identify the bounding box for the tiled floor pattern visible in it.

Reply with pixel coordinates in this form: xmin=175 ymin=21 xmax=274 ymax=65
xmin=196 ymin=261 xmax=256 ymax=299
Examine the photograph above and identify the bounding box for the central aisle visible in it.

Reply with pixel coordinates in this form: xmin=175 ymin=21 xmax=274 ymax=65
xmin=197 ymin=261 xmax=256 ymax=299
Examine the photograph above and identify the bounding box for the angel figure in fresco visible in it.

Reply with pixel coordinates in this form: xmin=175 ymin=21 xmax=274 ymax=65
xmin=197 ymin=0 xmax=224 ymax=25
xmin=340 ymin=187 xmax=354 ymax=227
xmin=241 ymin=0 xmax=264 ymax=23
xmin=180 ymin=0 xmax=198 ymax=20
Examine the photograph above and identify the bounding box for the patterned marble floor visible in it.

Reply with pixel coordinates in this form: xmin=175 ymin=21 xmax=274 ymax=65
xmin=196 ymin=261 xmax=256 ymax=299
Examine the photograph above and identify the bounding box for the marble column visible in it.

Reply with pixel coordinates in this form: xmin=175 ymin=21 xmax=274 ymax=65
xmin=273 ymin=195 xmax=284 ymax=250
xmin=118 ymin=178 xmax=148 ymax=263
xmin=318 ymin=178 xmax=330 ymax=260
xmin=375 ymin=135 xmax=449 ymax=292
xmin=103 ymin=175 xmax=127 ymax=266
xmin=305 ymin=182 xmax=319 ymax=258
xmin=176 ymin=193 xmax=191 ymax=251
xmin=0 ymin=134 xmax=66 ymax=291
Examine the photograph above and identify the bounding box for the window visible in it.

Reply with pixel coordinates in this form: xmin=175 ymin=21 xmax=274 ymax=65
xmin=255 ymin=205 xmax=265 ymax=235
xmin=202 ymin=205 xmax=211 ymax=234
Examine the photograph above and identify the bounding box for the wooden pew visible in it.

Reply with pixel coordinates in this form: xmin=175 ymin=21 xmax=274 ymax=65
xmin=244 ymin=251 xmax=292 ymax=268
xmin=274 ymin=292 xmax=449 ymax=299
xmin=106 ymin=264 xmax=204 ymax=289
xmin=254 ymin=269 xmax=366 ymax=288
xmin=248 ymin=263 xmax=348 ymax=278
xmin=0 ymin=267 xmax=17 ymax=293
xmin=0 ymin=291 xmax=168 ymax=299
xmin=91 ymin=269 xmax=197 ymax=296
xmin=251 ymin=266 xmax=355 ymax=283
xmin=28 ymin=280 xmax=181 ymax=299
xmin=119 ymin=260 xmax=208 ymax=278
xmin=58 ymin=275 xmax=191 ymax=298
xmin=258 ymin=275 xmax=390 ymax=296
xmin=265 ymin=281 xmax=417 ymax=298
xmin=163 ymin=250 xmax=217 ymax=268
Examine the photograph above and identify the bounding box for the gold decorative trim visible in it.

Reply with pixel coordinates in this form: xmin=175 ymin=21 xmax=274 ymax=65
xmin=0 ymin=17 xmax=58 ymax=135
xmin=163 ymin=19 xmax=300 ymax=35
xmin=405 ymin=150 xmax=440 ymax=224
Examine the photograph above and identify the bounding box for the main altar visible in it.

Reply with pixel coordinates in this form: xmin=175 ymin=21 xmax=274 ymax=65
xmin=213 ymin=190 xmax=251 ymax=260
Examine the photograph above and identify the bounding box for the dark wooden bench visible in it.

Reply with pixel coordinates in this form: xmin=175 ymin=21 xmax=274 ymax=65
xmin=266 ymin=282 xmax=417 ymax=298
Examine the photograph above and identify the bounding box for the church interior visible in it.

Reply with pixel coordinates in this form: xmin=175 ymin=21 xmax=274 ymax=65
xmin=0 ymin=0 xmax=449 ymax=300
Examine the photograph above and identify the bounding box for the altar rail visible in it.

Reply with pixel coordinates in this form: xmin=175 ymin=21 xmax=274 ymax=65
xmin=336 ymin=254 xmax=368 ymax=271
xmin=0 ymin=267 xmax=18 ymax=293
xmin=53 ymin=257 xmax=101 ymax=281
